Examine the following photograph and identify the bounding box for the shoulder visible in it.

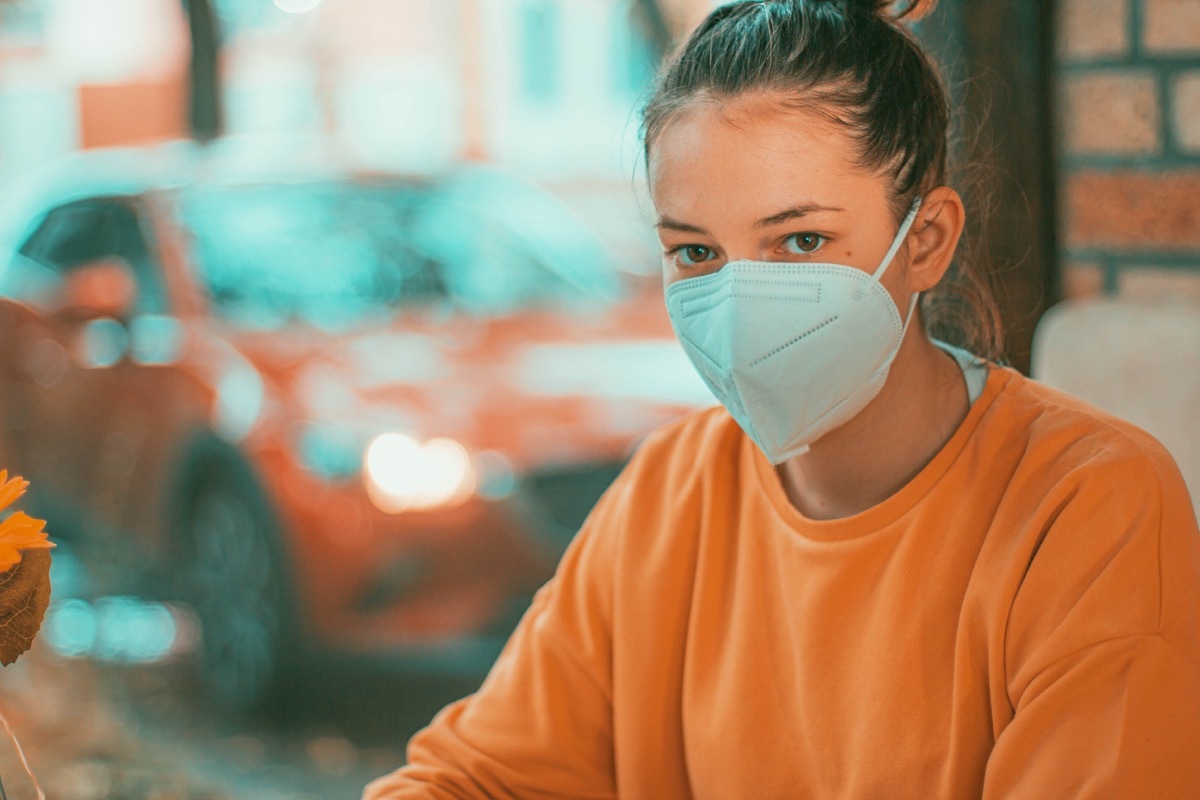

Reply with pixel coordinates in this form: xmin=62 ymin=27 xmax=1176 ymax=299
xmin=985 ymin=369 xmax=1187 ymax=500
xmin=629 ymin=405 xmax=743 ymax=480
xmin=970 ymin=369 xmax=1197 ymax=595
xmin=597 ymin=404 xmax=743 ymax=517
xmin=989 ymin=374 xmax=1200 ymax=672
xmin=577 ymin=405 xmax=743 ymax=560
xmin=985 ymin=371 xmax=1198 ymax=621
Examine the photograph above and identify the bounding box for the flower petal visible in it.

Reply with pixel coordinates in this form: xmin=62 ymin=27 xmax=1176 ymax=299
xmin=0 ymin=512 xmax=52 ymax=551
xmin=0 ymin=473 xmax=29 ymax=514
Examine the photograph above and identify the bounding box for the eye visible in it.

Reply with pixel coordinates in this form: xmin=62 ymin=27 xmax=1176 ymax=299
xmin=783 ymin=233 xmax=827 ymax=255
xmin=667 ymin=245 xmax=717 ymax=268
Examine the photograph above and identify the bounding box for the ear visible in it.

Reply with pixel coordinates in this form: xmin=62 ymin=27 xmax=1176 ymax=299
xmin=905 ymin=186 xmax=965 ymax=293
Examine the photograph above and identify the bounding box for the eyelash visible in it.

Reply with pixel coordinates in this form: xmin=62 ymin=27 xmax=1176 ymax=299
xmin=664 ymin=232 xmax=830 ymax=268
xmin=665 ymin=245 xmax=716 ymax=268
xmin=782 ymin=232 xmax=828 ymax=255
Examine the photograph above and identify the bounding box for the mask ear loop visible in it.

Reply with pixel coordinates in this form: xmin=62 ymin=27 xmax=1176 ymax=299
xmin=872 ymin=197 xmax=925 ymax=335
xmin=871 ymin=198 xmax=924 ymax=282
xmin=0 ymin=705 xmax=45 ymax=800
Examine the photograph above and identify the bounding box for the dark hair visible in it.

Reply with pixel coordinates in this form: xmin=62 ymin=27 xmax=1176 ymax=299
xmin=640 ymin=0 xmax=1004 ymax=362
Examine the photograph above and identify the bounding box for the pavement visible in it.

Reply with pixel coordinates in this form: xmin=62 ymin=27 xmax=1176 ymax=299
xmin=0 ymin=641 xmax=480 ymax=800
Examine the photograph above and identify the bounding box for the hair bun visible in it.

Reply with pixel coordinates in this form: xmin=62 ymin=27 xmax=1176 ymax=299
xmin=845 ymin=0 xmax=938 ymax=23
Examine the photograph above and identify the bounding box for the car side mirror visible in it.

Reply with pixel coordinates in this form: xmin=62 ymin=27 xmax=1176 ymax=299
xmin=60 ymin=258 xmax=137 ymax=319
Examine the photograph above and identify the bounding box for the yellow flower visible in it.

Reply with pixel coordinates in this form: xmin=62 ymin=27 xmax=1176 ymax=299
xmin=0 ymin=471 xmax=54 ymax=572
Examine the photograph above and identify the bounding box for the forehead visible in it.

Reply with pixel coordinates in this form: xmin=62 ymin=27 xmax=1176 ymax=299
xmin=648 ymin=94 xmax=884 ymax=216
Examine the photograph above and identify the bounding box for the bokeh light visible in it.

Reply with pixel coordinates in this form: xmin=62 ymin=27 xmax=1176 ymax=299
xmin=43 ymin=597 xmax=187 ymax=663
xmin=364 ymin=433 xmax=476 ymax=513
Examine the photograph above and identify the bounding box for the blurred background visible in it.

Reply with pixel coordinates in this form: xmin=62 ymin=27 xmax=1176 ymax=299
xmin=0 ymin=0 xmax=1195 ymax=797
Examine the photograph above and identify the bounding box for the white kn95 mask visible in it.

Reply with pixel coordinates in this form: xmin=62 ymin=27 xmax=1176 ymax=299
xmin=665 ymin=199 xmax=924 ymax=465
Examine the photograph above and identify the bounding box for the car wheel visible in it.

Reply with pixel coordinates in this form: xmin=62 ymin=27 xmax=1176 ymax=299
xmin=180 ymin=471 xmax=297 ymax=715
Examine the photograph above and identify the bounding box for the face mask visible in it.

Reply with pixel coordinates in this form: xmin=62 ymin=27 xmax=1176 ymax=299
xmin=665 ymin=199 xmax=923 ymax=465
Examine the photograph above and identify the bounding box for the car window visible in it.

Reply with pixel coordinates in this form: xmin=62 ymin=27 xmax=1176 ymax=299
xmin=178 ymin=181 xmax=440 ymax=331
xmin=176 ymin=179 xmax=618 ymax=330
xmin=409 ymin=171 xmax=621 ymax=315
xmin=412 ymin=196 xmax=619 ymax=316
xmin=13 ymin=198 xmax=167 ymax=314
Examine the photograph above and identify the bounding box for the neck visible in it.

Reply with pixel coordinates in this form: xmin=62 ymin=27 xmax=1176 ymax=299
xmin=776 ymin=332 xmax=970 ymax=521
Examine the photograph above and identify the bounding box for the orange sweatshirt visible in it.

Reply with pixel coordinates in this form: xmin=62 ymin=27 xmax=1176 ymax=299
xmin=364 ymin=366 xmax=1200 ymax=799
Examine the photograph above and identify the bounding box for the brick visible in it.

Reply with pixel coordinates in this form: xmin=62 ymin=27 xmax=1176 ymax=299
xmin=1117 ymin=267 xmax=1200 ymax=300
xmin=1144 ymin=0 xmax=1200 ymax=53
xmin=1061 ymin=71 xmax=1160 ymax=155
xmin=1058 ymin=0 xmax=1129 ymax=59
xmin=1174 ymin=71 xmax=1200 ymax=152
xmin=1064 ymin=170 xmax=1200 ymax=249
xmin=1061 ymin=261 xmax=1107 ymax=299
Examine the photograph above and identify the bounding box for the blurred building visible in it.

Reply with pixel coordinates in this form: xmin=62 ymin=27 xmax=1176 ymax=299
xmin=0 ymin=0 xmax=658 ymax=169
xmin=218 ymin=0 xmax=659 ymax=178
xmin=0 ymin=0 xmax=188 ymax=170
xmin=0 ymin=0 xmax=663 ymax=267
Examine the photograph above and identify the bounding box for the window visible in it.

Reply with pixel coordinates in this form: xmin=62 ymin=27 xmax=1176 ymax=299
xmin=610 ymin=4 xmax=656 ymax=99
xmin=177 ymin=180 xmax=440 ymax=329
xmin=16 ymin=198 xmax=167 ymax=314
xmin=519 ymin=0 xmax=562 ymax=106
xmin=173 ymin=178 xmax=616 ymax=327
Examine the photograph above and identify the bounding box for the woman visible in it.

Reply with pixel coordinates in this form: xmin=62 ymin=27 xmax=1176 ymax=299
xmin=366 ymin=1 xmax=1200 ymax=796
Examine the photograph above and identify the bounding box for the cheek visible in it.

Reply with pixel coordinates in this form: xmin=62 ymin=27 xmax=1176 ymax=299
xmin=661 ymin=260 xmax=678 ymax=290
xmin=876 ymin=248 xmax=916 ymax=313
xmin=661 ymin=253 xmax=730 ymax=288
xmin=660 ymin=259 xmax=696 ymax=291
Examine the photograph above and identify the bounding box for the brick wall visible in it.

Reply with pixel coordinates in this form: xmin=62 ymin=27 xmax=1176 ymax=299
xmin=1057 ymin=0 xmax=1200 ymax=301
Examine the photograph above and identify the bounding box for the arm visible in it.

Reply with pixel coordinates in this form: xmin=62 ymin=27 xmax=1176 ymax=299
xmin=983 ymin=447 xmax=1200 ymax=798
xmin=363 ymin=473 xmax=627 ymax=800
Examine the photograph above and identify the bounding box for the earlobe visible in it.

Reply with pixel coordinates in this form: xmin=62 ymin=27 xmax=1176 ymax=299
xmin=908 ymin=186 xmax=965 ymax=292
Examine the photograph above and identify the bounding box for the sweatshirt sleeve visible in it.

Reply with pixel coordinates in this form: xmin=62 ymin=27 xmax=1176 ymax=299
xmin=982 ymin=441 xmax=1200 ymax=798
xmin=361 ymin=469 xmax=627 ymax=800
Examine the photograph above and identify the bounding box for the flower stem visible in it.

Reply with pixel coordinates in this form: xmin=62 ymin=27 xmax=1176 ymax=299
xmin=0 ymin=706 xmax=41 ymax=800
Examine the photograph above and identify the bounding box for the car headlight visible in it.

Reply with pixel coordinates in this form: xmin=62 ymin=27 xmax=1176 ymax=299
xmin=363 ymin=433 xmax=477 ymax=514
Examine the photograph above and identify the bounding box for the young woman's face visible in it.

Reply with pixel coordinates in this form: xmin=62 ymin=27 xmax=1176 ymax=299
xmin=648 ymin=94 xmax=910 ymax=308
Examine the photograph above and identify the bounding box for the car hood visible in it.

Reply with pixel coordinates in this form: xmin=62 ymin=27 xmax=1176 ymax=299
xmin=221 ymin=303 xmax=714 ymax=469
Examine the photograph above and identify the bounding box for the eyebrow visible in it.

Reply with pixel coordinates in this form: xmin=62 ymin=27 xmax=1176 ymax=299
xmin=655 ymin=202 xmax=846 ymax=234
xmin=754 ymin=202 xmax=846 ymax=229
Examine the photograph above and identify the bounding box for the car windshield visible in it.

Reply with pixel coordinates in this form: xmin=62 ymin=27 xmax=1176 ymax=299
xmin=176 ymin=177 xmax=620 ymax=331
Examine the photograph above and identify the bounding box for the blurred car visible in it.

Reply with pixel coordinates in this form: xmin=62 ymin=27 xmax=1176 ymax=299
xmin=0 ymin=141 xmax=712 ymax=712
